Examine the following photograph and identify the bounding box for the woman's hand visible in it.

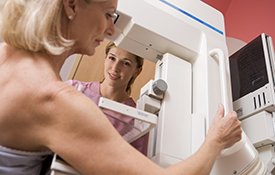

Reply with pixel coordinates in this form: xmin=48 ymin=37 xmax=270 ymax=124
xmin=206 ymin=104 xmax=242 ymax=150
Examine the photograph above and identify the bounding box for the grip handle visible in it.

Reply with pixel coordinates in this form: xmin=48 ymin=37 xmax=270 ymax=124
xmin=209 ymin=48 xmax=245 ymax=156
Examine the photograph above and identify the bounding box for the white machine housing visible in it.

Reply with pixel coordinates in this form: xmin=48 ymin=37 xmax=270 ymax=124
xmin=50 ymin=1 xmax=269 ymax=174
xmin=112 ymin=0 xmax=266 ymax=175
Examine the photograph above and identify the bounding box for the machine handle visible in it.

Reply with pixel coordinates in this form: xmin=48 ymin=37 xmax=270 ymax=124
xmin=209 ymin=48 xmax=245 ymax=156
xmin=209 ymin=48 xmax=232 ymax=114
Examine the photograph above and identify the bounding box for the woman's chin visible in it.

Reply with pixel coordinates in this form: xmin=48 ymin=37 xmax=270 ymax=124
xmin=83 ymin=48 xmax=96 ymax=56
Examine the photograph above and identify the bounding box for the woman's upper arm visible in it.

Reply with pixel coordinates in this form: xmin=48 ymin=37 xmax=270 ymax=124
xmin=41 ymin=84 xmax=163 ymax=175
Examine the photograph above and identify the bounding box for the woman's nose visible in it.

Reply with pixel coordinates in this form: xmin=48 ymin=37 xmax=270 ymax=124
xmin=106 ymin=21 xmax=115 ymax=37
xmin=111 ymin=61 xmax=121 ymax=72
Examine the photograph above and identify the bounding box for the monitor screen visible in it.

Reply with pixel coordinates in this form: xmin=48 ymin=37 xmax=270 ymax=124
xmin=229 ymin=35 xmax=268 ymax=101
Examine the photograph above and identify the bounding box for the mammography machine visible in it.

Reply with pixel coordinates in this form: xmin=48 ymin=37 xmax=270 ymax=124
xmin=229 ymin=33 xmax=275 ymax=174
xmin=50 ymin=0 xmax=274 ymax=174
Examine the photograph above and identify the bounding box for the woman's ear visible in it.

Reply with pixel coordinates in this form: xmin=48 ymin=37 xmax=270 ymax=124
xmin=63 ymin=0 xmax=77 ymax=20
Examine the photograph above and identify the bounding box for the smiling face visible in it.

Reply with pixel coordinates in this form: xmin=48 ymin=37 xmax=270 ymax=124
xmin=63 ymin=0 xmax=118 ymax=55
xmin=104 ymin=46 xmax=141 ymax=91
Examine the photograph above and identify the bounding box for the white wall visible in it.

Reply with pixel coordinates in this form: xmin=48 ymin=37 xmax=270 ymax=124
xmin=60 ymin=55 xmax=78 ymax=81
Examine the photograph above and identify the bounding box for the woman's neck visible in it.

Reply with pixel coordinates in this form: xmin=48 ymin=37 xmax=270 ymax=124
xmin=40 ymin=51 xmax=71 ymax=75
xmin=3 ymin=43 xmax=69 ymax=76
xmin=100 ymin=81 xmax=129 ymax=102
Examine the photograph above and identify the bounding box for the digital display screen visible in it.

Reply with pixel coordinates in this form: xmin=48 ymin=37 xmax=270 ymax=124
xmin=229 ymin=35 xmax=268 ymax=101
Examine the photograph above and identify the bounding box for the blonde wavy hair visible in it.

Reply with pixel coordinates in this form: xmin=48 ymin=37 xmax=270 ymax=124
xmin=0 ymin=0 xmax=107 ymax=55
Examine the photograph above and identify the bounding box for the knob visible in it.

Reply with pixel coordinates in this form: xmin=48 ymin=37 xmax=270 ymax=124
xmin=152 ymin=79 xmax=168 ymax=95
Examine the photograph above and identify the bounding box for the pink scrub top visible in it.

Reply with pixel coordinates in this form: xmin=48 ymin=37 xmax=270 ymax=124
xmin=67 ymin=80 xmax=149 ymax=155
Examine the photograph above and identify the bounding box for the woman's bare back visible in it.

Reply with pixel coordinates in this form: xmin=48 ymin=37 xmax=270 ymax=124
xmin=0 ymin=43 xmax=63 ymax=151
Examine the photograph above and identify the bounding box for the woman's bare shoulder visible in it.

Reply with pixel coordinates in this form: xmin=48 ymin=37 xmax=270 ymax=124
xmin=33 ymin=81 xmax=115 ymax=140
xmin=30 ymin=81 xmax=85 ymax=119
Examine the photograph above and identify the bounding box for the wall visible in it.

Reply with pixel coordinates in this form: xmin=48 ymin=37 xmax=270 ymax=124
xmin=204 ymin=0 xmax=275 ymax=46
xmin=60 ymin=55 xmax=78 ymax=81
xmin=225 ymin=0 xmax=275 ymax=46
xmin=203 ymin=0 xmax=231 ymax=16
